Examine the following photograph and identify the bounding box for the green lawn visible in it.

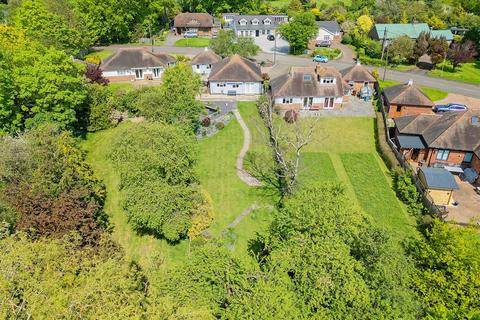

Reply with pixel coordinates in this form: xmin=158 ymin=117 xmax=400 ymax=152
xmin=378 ymin=80 xmax=448 ymax=101
xmin=108 ymin=82 xmax=135 ymax=93
xmin=428 ymin=61 xmax=480 ymax=85
xmin=84 ymin=49 xmax=114 ymax=61
xmin=174 ymin=38 xmax=211 ymax=47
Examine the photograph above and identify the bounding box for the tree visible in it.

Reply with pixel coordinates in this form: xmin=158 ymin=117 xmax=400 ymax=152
xmin=287 ymin=0 xmax=303 ymax=14
xmin=427 ymin=15 xmax=447 ymax=29
xmin=135 ymin=63 xmax=203 ymax=131
xmin=85 ymin=64 xmax=109 ymax=85
xmin=0 ymin=124 xmax=106 ymax=243
xmin=428 ymin=37 xmax=448 ymax=66
xmin=108 ymin=123 xmax=207 ymax=241
xmin=278 ymin=12 xmax=317 ymax=54
xmin=256 ymin=95 xmax=315 ymax=197
xmin=447 ymin=40 xmax=477 ymax=71
xmin=463 ymin=27 xmax=480 ymax=54
xmin=408 ymin=220 xmax=480 ymax=319
xmin=412 ymin=31 xmax=430 ymax=62
xmin=210 ymin=29 xmax=260 ymax=58
xmin=355 ymin=14 xmax=373 ymax=34
xmin=387 ymin=35 xmax=414 ymax=64
xmin=0 ymin=234 xmax=177 ymax=318
xmin=85 ymin=84 xmax=115 ymax=132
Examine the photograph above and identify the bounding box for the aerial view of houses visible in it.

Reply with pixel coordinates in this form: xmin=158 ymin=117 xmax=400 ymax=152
xmin=0 ymin=0 xmax=479 ymax=318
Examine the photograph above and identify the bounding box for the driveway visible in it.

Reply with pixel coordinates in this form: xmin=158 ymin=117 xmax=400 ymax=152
xmin=446 ymin=176 xmax=480 ymax=225
xmin=331 ymin=42 xmax=355 ymax=63
xmin=434 ymin=93 xmax=480 ymax=110
xmin=254 ymin=35 xmax=289 ymax=54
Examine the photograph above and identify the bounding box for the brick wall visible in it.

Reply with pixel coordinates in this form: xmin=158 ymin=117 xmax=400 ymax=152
xmin=387 ymin=103 xmax=434 ymax=118
xmin=105 ymin=75 xmax=135 ymax=82
xmin=427 ymin=149 xmax=467 ymax=166
xmin=471 ymin=154 xmax=480 ymax=172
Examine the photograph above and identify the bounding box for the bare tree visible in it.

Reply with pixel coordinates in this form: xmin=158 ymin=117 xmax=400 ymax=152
xmin=256 ymin=95 xmax=315 ymax=197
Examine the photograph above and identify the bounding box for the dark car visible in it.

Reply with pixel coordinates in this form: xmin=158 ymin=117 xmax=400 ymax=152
xmin=316 ymin=40 xmax=331 ymax=47
xmin=267 ymin=34 xmax=275 ymax=41
xmin=433 ymin=103 xmax=468 ymax=113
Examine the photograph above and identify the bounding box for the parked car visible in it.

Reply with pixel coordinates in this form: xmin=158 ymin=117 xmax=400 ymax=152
xmin=316 ymin=40 xmax=331 ymax=47
xmin=267 ymin=34 xmax=275 ymax=41
xmin=433 ymin=103 xmax=468 ymax=112
xmin=313 ymin=55 xmax=329 ymax=63
xmin=184 ymin=30 xmax=198 ymax=38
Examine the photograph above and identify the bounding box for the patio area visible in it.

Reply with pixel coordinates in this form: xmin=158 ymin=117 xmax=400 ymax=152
xmin=445 ymin=176 xmax=480 ymax=225
xmin=300 ymin=97 xmax=375 ymax=118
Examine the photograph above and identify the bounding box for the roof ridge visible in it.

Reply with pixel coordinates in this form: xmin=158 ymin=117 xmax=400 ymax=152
xmin=427 ymin=112 xmax=464 ymax=146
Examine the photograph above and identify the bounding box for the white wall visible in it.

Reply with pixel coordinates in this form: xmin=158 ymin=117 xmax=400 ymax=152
xmin=316 ymin=28 xmax=338 ymax=41
xmin=192 ymin=64 xmax=213 ymax=75
xmin=274 ymin=96 xmax=344 ymax=106
xmin=103 ymin=66 xmax=165 ymax=79
xmin=209 ymin=81 xmax=262 ymax=95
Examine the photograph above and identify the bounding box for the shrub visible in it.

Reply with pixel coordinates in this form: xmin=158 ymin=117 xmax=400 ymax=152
xmin=201 ymin=117 xmax=211 ymax=127
xmin=341 ymin=33 xmax=352 ymax=44
xmin=393 ymin=170 xmax=424 ymax=214
xmin=85 ymin=55 xmax=101 ymax=65
xmin=215 ymin=122 xmax=225 ymax=130
xmin=86 ymin=85 xmax=115 ymax=132
xmin=310 ymin=47 xmax=341 ymax=59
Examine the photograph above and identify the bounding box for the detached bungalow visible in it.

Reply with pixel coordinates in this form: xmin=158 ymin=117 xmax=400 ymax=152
xmin=270 ymin=65 xmax=345 ymax=114
xmin=340 ymin=61 xmax=376 ymax=98
xmin=174 ymin=13 xmax=220 ymax=36
xmin=369 ymin=23 xmax=453 ymax=45
xmin=316 ymin=20 xmax=342 ymax=43
xmin=208 ymin=54 xmax=263 ymax=95
xmin=394 ymin=110 xmax=480 ymax=175
xmin=190 ymin=48 xmax=222 ymax=76
xmin=101 ymin=48 xmax=176 ymax=82
xmin=382 ymin=80 xmax=434 ymax=118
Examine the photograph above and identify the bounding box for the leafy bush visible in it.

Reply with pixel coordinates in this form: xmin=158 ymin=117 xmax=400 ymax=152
xmin=341 ymin=33 xmax=352 ymax=44
xmin=393 ymin=170 xmax=424 ymax=214
xmin=215 ymin=122 xmax=225 ymax=130
xmin=86 ymin=85 xmax=115 ymax=132
xmin=310 ymin=47 xmax=342 ymax=59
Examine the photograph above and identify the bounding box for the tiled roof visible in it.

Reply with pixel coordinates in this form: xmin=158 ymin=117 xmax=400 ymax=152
xmin=208 ymin=54 xmax=262 ymax=82
xmin=373 ymin=23 xmax=430 ymax=39
xmin=191 ymin=49 xmax=221 ymax=65
xmin=395 ymin=111 xmax=480 ymax=156
xmin=340 ymin=62 xmax=376 ymax=82
xmin=419 ymin=167 xmax=459 ymax=190
xmin=101 ymin=49 xmax=176 ymax=71
xmin=430 ymin=30 xmax=454 ymax=41
xmin=271 ymin=66 xmax=344 ymax=97
xmin=316 ymin=21 xmax=341 ymax=34
xmin=174 ymin=13 xmax=215 ymax=28
xmin=383 ymin=81 xmax=434 ymax=107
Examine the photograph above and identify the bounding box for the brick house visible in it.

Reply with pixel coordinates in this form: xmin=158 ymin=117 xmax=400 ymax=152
xmin=173 ymin=13 xmax=220 ymax=36
xmin=101 ymin=48 xmax=176 ymax=82
xmin=208 ymin=54 xmax=263 ymax=95
xmin=340 ymin=61 xmax=376 ymax=98
xmin=393 ymin=111 xmax=480 ymax=175
xmin=270 ymin=65 xmax=346 ymax=114
xmin=382 ymin=80 xmax=434 ymax=118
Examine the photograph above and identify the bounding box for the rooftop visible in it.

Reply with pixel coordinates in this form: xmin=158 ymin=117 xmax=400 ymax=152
xmin=419 ymin=167 xmax=459 ymax=190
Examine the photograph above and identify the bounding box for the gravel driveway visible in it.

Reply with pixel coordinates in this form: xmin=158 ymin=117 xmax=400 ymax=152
xmin=434 ymin=93 xmax=480 ymax=110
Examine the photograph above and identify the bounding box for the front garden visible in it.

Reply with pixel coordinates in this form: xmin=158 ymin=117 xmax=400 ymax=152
xmin=174 ymin=38 xmax=212 ymax=47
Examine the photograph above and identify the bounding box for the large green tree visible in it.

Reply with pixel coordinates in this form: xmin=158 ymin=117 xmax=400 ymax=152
xmin=278 ymin=12 xmax=317 ymax=54
xmin=210 ymin=29 xmax=260 ymax=58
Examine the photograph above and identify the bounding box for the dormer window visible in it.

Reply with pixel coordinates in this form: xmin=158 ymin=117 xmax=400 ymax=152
xmin=321 ymin=77 xmax=335 ymax=84
xmin=252 ymin=18 xmax=259 ymax=25
xmin=239 ymin=19 xmax=247 ymax=26
xmin=303 ymin=74 xmax=312 ymax=81
xmin=264 ymin=18 xmax=271 ymax=25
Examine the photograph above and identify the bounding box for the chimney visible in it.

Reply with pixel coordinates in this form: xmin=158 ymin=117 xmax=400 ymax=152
xmin=407 ymin=79 xmax=413 ymax=86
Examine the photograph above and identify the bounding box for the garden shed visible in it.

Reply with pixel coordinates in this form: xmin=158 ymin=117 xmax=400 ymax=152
xmin=418 ymin=167 xmax=459 ymax=206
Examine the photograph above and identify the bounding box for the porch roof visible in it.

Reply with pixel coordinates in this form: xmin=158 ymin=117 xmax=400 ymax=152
xmin=397 ymin=135 xmax=426 ymax=149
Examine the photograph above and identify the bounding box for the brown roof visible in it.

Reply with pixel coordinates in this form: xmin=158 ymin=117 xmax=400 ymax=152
xmin=271 ymin=66 xmax=345 ymax=97
xmin=340 ymin=62 xmax=376 ymax=82
xmin=395 ymin=111 xmax=480 ymax=156
xmin=191 ymin=49 xmax=221 ymax=65
xmin=101 ymin=49 xmax=176 ymax=71
xmin=174 ymin=13 xmax=215 ymax=28
xmin=383 ymin=81 xmax=434 ymax=107
xmin=208 ymin=54 xmax=262 ymax=82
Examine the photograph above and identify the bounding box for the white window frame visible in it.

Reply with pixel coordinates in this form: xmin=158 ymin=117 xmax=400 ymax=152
xmin=239 ymin=19 xmax=247 ymax=26
xmin=436 ymin=149 xmax=450 ymax=161
xmin=264 ymin=18 xmax=272 ymax=25
xmin=118 ymin=70 xmax=127 ymax=76
xmin=252 ymin=18 xmax=259 ymax=25
xmin=134 ymin=69 xmax=144 ymax=79
xmin=303 ymin=74 xmax=312 ymax=81
xmin=321 ymin=77 xmax=335 ymax=84
xmin=282 ymin=97 xmax=293 ymax=104
xmin=153 ymin=67 xmax=162 ymax=78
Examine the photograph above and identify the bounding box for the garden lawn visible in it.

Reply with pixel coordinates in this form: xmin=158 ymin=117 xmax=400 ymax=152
xmin=84 ymin=49 xmax=114 ymax=61
xmin=378 ymin=80 xmax=448 ymax=101
xmin=428 ymin=61 xmax=480 ymax=85
xmin=174 ymin=38 xmax=211 ymax=47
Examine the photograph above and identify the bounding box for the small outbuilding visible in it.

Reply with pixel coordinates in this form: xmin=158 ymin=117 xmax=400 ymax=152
xmin=418 ymin=167 xmax=459 ymax=206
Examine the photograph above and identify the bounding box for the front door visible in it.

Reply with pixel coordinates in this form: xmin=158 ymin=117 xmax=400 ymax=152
xmin=255 ymin=30 xmax=260 ymax=37
xmin=323 ymin=97 xmax=334 ymax=109
xmin=135 ymin=69 xmax=144 ymax=80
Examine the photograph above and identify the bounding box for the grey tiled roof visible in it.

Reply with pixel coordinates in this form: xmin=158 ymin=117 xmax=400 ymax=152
xmin=191 ymin=49 xmax=221 ymax=65
xmin=317 ymin=21 xmax=341 ymax=34
xmin=208 ymin=54 xmax=262 ymax=82
xmin=419 ymin=167 xmax=459 ymax=190
xmin=383 ymin=82 xmax=434 ymax=107
xmin=224 ymin=14 xmax=288 ymax=30
xmin=101 ymin=49 xmax=176 ymax=71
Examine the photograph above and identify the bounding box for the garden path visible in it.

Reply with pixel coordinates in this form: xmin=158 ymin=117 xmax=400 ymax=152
xmin=233 ymin=110 xmax=262 ymax=187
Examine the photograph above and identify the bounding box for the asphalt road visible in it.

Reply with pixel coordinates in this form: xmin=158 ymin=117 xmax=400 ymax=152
xmin=104 ymin=44 xmax=480 ymax=99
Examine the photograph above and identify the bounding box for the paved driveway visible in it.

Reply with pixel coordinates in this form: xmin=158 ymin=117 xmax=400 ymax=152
xmin=446 ymin=176 xmax=480 ymax=225
xmin=434 ymin=93 xmax=480 ymax=110
xmin=254 ymin=35 xmax=289 ymax=54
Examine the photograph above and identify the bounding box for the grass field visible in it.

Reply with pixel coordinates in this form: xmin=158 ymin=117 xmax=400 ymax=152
xmin=174 ymin=38 xmax=211 ymax=47
xmin=378 ymin=80 xmax=448 ymax=101
xmin=429 ymin=61 xmax=480 ymax=85
xmin=108 ymin=82 xmax=135 ymax=93
xmin=84 ymin=49 xmax=114 ymax=61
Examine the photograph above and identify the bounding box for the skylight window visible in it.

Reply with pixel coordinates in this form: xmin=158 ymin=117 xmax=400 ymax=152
xmin=303 ymin=74 xmax=312 ymax=81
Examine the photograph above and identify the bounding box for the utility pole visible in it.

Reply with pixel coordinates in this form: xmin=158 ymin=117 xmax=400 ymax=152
xmin=382 ymin=44 xmax=389 ymax=81
xmin=149 ymin=22 xmax=153 ymax=53
xmin=273 ymin=29 xmax=277 ymax=65
xmin=380 ymin=28 xmax=387 ymax=62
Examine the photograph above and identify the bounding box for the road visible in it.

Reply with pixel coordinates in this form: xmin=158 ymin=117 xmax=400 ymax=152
xmin=103 ymin=44 xmax=480 ymax=99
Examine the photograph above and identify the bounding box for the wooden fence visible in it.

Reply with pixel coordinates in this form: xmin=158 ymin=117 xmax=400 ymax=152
xmin=378 ymin=96 xmax=445 ymax=217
